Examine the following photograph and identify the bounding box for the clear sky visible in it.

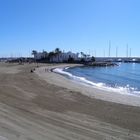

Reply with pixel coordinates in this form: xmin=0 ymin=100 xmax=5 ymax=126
xmin=0 ymin=0 xmax=140 ymax=57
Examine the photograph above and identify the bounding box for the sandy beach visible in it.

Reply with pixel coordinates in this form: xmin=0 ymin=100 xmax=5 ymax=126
xmin=36 ymin=64 xmax=140 ymax=107
xmin=0 ymin=63 xmax=140 ymax=140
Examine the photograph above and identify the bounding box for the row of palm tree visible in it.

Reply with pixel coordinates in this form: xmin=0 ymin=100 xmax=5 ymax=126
xmin=32 ymin=48 xmax=62 ymax=62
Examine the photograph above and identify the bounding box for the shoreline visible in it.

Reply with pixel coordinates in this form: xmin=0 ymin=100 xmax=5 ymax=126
xmin=36 ymin=64 xmax=140 ymax=107
xmin=52 ymin=66 xmax=140 ymax=97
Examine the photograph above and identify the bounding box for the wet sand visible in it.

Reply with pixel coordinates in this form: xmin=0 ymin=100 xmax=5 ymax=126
xmin=0 ymin=63 xmax=140 ymax=140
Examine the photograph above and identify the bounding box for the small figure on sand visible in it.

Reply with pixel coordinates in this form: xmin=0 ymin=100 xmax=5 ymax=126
xmin=30 ymin=68 xmax=36 ymax=73
xmin=30 ymin=69 xmax=34 ymax=73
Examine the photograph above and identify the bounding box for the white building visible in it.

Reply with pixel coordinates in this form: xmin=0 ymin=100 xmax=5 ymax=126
xmin=34 ymin=52 xmax=47 ymax=60
xmin=33 ymin=51 xmax=79 ymax=62
xmin=50 ymin=52 xmax=79 ymax=62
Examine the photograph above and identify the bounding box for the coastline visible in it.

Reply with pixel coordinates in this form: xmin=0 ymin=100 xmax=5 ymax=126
xmin=0 ymin=63 xmax=140 ymax=139
xmin=36 ymin=64 xmax=140 ymax=107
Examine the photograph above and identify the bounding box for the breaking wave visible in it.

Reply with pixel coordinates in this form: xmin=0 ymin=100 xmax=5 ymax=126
xmin=53 ymin=67 xmax=140 ymax=96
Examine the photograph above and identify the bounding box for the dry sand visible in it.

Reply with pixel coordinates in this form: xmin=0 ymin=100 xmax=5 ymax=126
xmin=0 ymin=63 xmax=140 ymax=140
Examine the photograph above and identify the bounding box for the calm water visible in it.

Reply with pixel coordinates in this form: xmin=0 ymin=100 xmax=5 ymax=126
xmin=63 ymin=63 xmax=140 ymax=96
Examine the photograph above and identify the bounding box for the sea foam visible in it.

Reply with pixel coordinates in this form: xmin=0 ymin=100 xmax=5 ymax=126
xmin=53 ymin=67 xmax=140 ymax=96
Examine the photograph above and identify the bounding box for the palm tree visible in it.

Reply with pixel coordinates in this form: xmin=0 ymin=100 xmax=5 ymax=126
xmin=80 ymin=52 xmax=87 ymax=63
xmin=42 ymin=50 xmax=48 ymax=59
xmin=48 ymin=51 xmax=55 ymax=62
xmin=91 ymin=56 xmax=95 ymax=62
xmin=54 ymin=48 xmax=62 ymax=62
xmin=55 ymin=48 xmax=62 ymax=54
xmin=32 ymin=50 xmax=38 ymax=61
xmin=81 ymin=52 xmax=87 ymax=58
xmin=32 ymin=50 xmax=37 ymax=56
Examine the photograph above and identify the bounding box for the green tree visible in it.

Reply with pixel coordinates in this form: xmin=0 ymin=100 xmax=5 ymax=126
xmin=68 ymin=56 xmax=75 ymax=63
xmin=42 ymin=50 xmax=48 ymax=58
xmin=54 ymin=48 xmax=62 ymax=62
xmin=48 ymin=51 xmax=55 ymax=62
xmin=32 ymin=50 xmax=38 ymax=62
xmin=32 ymin=50 xmax=37 ymax=56
xmin=55 ymin=48 xmax=62 ymax=54
xmin=91 ymin=56 xmax=95 ymax=62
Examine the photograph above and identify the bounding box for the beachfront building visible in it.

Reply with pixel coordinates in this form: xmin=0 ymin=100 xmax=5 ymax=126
xmin=50 ymin=51 xmax=79 ymax=63
xmin=32 ymin=49 xmax=79 ymax=63
xmin=33 ymin=51 xmax=48 ymax=60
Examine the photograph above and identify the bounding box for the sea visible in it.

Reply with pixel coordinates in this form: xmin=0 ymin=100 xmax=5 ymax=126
xmin=54 ymin=63 xmax=140 ymax=96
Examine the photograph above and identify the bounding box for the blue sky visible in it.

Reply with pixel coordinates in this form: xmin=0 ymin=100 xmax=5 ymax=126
xmin=0 ymin=0 xmax=140 ymax=57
